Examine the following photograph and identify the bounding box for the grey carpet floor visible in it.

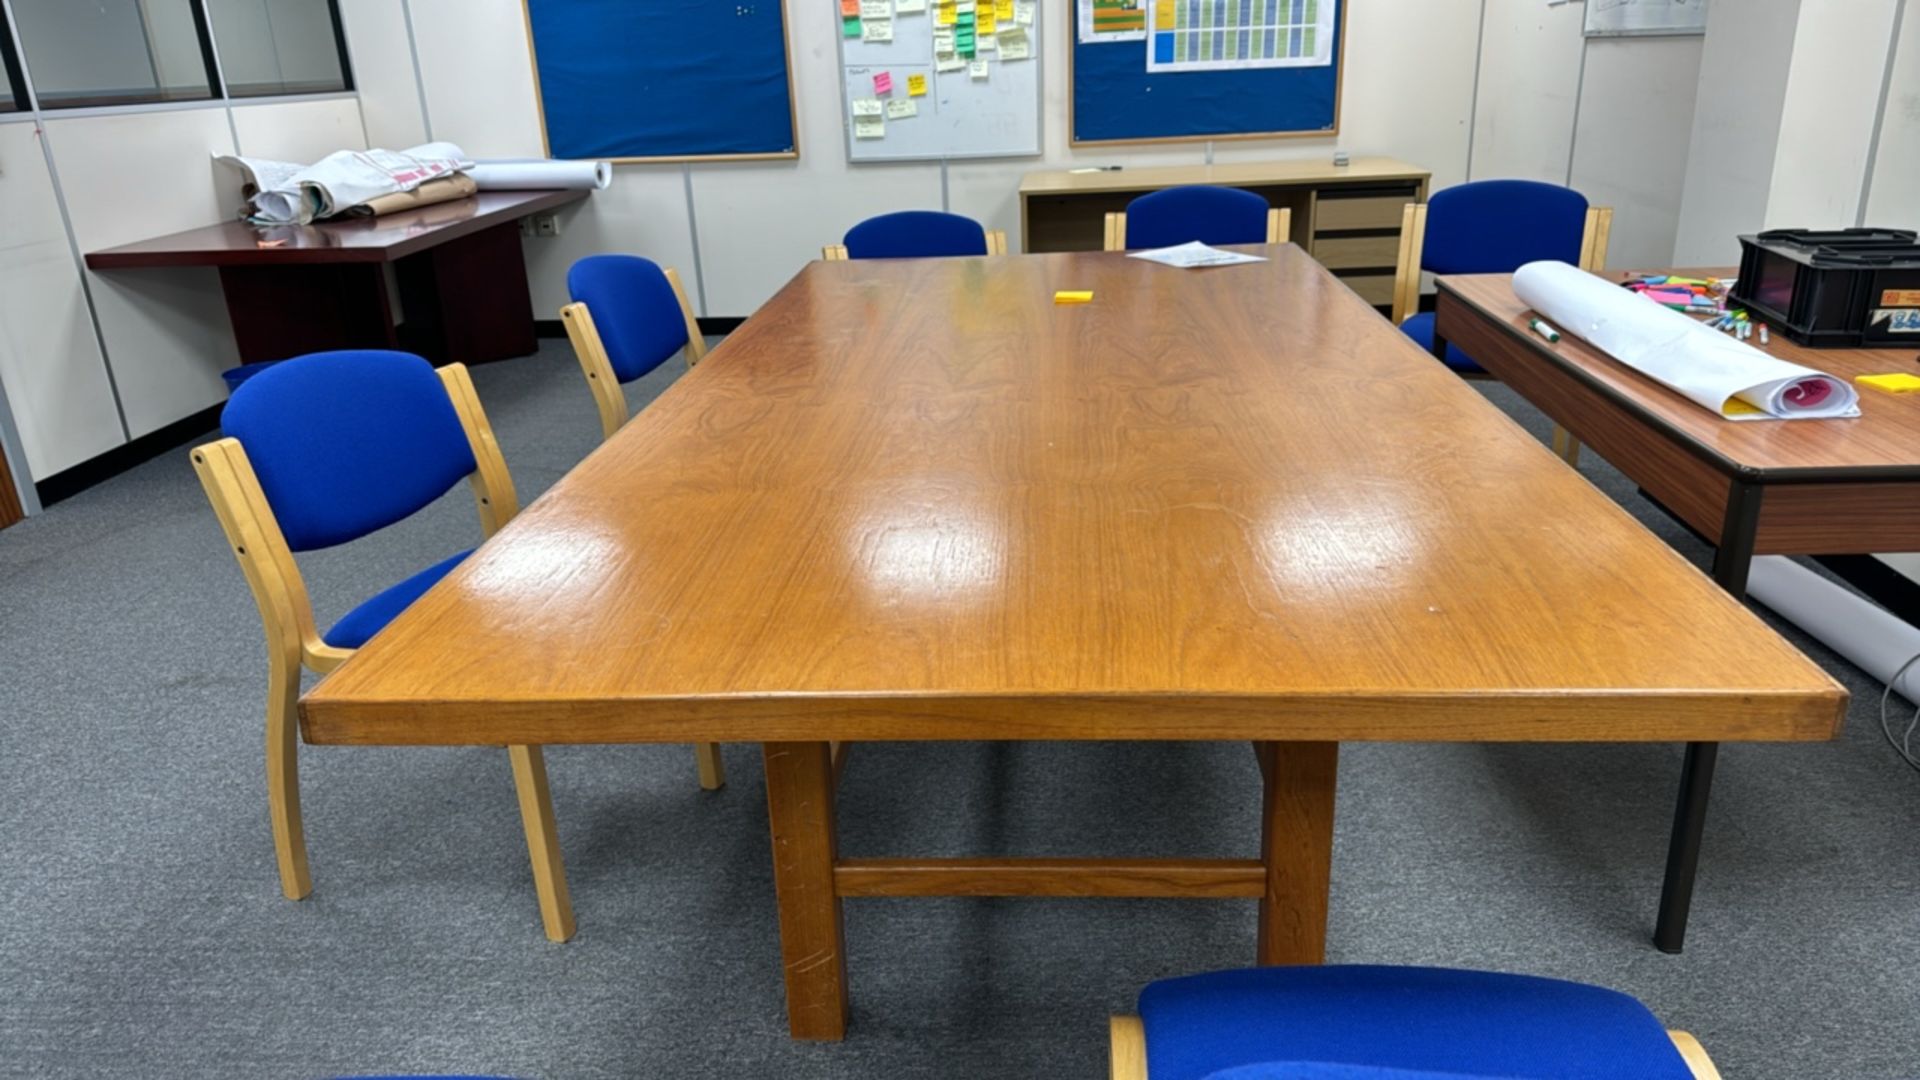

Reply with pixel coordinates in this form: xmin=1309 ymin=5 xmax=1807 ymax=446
xmin=1 ymin=340 xmax=1916 ymax=1079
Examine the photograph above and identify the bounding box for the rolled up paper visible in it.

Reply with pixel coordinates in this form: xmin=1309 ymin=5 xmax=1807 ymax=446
xmin=1512 ymin=260 xmax=1860 ymax=421
xmin=466 ymin=159 xmax=612 ymax=192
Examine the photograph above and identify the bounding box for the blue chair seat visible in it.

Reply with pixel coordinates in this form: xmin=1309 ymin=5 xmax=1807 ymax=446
xmin=1207 ymin=1066 xmax=1500 ymax=1080
xmin=324 ymin=550 xmax=472 ymax=649
xmin=1139 ymin=966 xmax=1695 ymax=1080
xmin=1398 ymin=313 xmax=1482 ymax=374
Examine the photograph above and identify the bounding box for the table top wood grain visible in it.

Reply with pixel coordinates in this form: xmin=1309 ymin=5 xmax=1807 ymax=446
xmin=1440 ymin=271 xmax=1920 ymax=480
xmin=85 ymin=189 xmax=586 ymax=269
xmin=301 ymin=246 xmax=1846 ymax=747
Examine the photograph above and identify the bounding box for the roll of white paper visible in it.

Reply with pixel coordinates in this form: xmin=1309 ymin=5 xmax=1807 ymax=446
xmin=1511 ymin=261 xmax=1859 ymax=421
xmin=467 ymin=159 xmax=612 ymax=192
xmin=1748 ymin=555 xmax=1920 ymax=700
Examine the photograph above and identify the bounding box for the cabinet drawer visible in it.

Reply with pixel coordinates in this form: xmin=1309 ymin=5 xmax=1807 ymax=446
xmin=1313 ymin=234 xmax=1401 ymax=270
xmin=1314 ymin=194 xmax=1415 ymax=231
xmin=1339 ymin=273 xmax=1396 ymax=306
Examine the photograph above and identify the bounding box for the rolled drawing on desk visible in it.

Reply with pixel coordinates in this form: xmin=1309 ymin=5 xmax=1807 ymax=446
xmin=1513 ymin=260 xmax=1861 ymax=421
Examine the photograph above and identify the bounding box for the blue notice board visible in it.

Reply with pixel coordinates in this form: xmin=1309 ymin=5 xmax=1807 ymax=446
xmin=523 ymin=0 xmax=798 ymax=161
xmin=1071 ymin=0 xmax=1345 ymax=145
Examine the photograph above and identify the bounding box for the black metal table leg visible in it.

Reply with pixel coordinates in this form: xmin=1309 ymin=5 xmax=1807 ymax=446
xmin=1654 ymin=479 xmax=1763 ymax=953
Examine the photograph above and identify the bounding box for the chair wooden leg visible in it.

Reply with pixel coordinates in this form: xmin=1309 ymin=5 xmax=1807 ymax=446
xmin=1668 ymin=1031 xmax=1723 ymax=1080
xmin=695 ymin=742 xmax=726 ymax=790
xmin=1109 ymin=1015 xmax=1148 ymax=1080
xmin=265 ymin=654 xmax=312 ymax=900
xmin=508 ymin=745 xmax=575 ymax=943
xmin=1551 ymin=425 xmax=1582 ymax=467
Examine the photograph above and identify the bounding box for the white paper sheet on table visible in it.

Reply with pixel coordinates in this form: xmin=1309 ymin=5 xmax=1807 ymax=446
xmin=1127 ymin=241 xmax=1267 ymax=269
xmin=216 ymin=142 xmax=472 ymax=225
xmin=1511 ymin=260 xmax=1860 ymax=421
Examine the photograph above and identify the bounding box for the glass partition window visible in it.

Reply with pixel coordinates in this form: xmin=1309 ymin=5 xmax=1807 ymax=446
xmin=205 ymin=0 xmax=351 ymax=98
xmin=9 ymin=0 xmax=216 ymax=109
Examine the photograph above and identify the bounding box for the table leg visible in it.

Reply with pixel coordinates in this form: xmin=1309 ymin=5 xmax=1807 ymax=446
xmin=1256 ymin=741 xmax=1339 ymax=965
xmin=762 ymin=741 xmax=848 ymax=1040
xmin=218 ymin=263 xmax=397 ymax=362
xmin=394 ymin=220 xmax=538 ymax=366
xmin=1654 ymin=480 xmax=1763 ymax=953
xmin=1429 ymin=325 xmax=1451 ymax=365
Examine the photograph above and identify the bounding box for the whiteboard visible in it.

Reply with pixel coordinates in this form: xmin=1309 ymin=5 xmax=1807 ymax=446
xmin=1584 ymin=0 xmax=1708 ymax=37
xmin=837 ymin=2 xmax=1043 ymax=162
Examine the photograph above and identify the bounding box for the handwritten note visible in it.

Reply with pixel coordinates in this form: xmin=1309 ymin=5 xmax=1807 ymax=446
xmin=934 ymin=28 xmax=955 ymax=50
xmin=977 ymin=31 xmax=995 ymax=50
xmin=969 ymin=58 xmax=989 ymax=79
xmin=935 ymin=51 xmax=965 ymax=71
xmin=854 ymin=115 xmax=886 ymax=139
xmin=895 ymin=0 xmax=928 ymax=10
xmin=851 ymin=98 xmax=884 ymax=117
xmin=842 ymin=15 xmax=861 ymax=35
xmin=976 ymin=5 xmax=996 ymax=32
xmin=840 ymin=0 xmax=859 ymax=13
xmin=859 ymin=0 xmax=890 ymax=15
xmin=862 ymin=17 xmax=893 ymax=40
xmin=907 ymin=72 xmax=928 ymax=96
xmin=997 ymin=26 xmax=1030 ymax=59
xmin=995 ymin=0 xmax=1014 ymax=19
xmin=873 ymin=71 xmax=893 ymax=94
xmin=886 ymin=98 xmax=918 ymax=119
xmin=936 ymin=2 xmax=956 ymax=24
xmin=1015 ymin=0 xmax=1034 ymax=24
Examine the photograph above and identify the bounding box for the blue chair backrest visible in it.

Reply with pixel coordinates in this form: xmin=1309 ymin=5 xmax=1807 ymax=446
xmin=1125 ymin=185 xmax=1270 ymax=249
xmin=1422 ymin=179 xmax=1589 ymax=275
xmin=1204 ymin=1065 xmax=1494 ymax=1080
xmin=843 ymin=210 xmax=989 ymax=259
xmin=221 ymin=350 xmax=475 ymax=553
xmin=567 ymin=254 xmax=692 ymax=383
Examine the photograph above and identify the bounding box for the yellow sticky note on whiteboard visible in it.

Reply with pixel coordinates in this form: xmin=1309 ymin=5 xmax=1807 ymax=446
xmin=995 ymin=0 xmax=1013 ymax=18
xmin=936 ymin=1 xmax=956 ymax=24
xmin=907 ymin=73 xmax=928 ymax=96
xmin=1054 ymin=290 xmax=1093 ymax=304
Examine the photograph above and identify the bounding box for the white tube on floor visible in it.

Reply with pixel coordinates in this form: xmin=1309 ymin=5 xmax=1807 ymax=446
xmin=1748 ymin=555 xmax=1920 ymax=699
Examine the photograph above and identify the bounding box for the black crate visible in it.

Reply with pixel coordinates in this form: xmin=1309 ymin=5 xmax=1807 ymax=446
xmin=1730 ymin=228 xmax=1920 ymax=347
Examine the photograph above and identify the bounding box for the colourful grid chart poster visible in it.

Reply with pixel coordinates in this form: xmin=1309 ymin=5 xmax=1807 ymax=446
xmin=1145 ymin=0 xmax=1335 ymax=71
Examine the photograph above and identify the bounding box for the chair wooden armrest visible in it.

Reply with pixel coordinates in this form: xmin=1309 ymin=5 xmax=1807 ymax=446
xmin=1267 ymin=207 xmax=1293 ymax=244
xmin=1579 ymin=206 xmax=1614 ymax=273
xmin=1104 ymin=212 xmax=1127 ymax=252
xmin=986 ymin=229 xmax=1008 ymax=255
xmin=1108 ymin=1015 xmax=1720 ymax=1079
xmin=1391 ymin=201 xmax=1428 ymax=325
xmin=823 ymin=243 xmax=849 ymax=260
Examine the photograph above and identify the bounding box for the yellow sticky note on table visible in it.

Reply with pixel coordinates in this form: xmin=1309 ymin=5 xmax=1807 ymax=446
xmin=907 ymin=72 xmax=928 ymax=96
xmin=1054 ymin=290 xmax=1093 ymax=304
xmin=1857 ymin=372 xmax=1920 ymax=393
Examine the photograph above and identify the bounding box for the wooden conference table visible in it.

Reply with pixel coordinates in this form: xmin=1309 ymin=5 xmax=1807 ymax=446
xmin=301 ymin=245 xmax=1846 ymax=1041
xmin=85 ymin=189 xmax=586 ymax=367
xmin=1434 ymin=270 xmax=1920 ymax=953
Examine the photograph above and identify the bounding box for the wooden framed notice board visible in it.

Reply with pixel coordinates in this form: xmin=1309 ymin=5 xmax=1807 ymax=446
xmin=1070 ymin=0 xmax=1347 ymax=145
xmin=522 ymin=0 xmax=800 ymax=162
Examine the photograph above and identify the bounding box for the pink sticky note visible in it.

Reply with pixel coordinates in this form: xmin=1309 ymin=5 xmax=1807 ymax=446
xmin=874 ymin=71 xmax=893 ymax=95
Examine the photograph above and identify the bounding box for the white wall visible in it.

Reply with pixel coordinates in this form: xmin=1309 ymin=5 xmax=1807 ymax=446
xmin=1864 ymin=0 xmax=1920 ymax=229
xmin=1766 ymin=0 xmax=1901 ymax=228
xmin=395 ymin=0 xmax=1704 ymax=319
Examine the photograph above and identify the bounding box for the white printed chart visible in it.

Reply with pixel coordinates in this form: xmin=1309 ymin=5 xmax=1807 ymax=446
xmin=1145 ymin=0 xmax=1334 ymax=72
xmin=837 ymin=0 xmax=1043 ymax=162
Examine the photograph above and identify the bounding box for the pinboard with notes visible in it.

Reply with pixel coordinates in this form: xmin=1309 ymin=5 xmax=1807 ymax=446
xmin=836 ymin=0 xmax=1043 ymax=163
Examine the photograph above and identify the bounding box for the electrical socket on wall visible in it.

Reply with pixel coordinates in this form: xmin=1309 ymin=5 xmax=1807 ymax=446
xmin=534 ymin=213 xmax=561 ymax=237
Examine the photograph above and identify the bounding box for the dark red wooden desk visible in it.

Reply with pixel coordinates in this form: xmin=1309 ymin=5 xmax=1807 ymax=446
xmin=86 ymin=189 xmax=587 ymax=366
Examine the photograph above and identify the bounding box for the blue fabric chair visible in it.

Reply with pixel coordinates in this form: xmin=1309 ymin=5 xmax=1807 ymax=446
xmin=1112 ymin=966 xmax=1716 ymax=1080
xmin=1113 ymin=185 xmax=1279 ymax=251
xmin=559 ymin=257 xmax=728 ymax=790
xmin=829 ymin=210 xmax=1005 ymax=260
xmin=563 ymin=254 xmax=707 ymax=440
xmin=192 ymin=350 xmax=577 ymax=943
xmin=1395 ymin=180 xmax=1602 ymax=374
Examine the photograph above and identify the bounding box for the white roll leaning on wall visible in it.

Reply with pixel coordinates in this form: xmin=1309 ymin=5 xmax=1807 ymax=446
xmin=1748 ymin=556 xmax=1920 ymax=700
xmin=467 ymin=160 xmax=613 ymax=191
